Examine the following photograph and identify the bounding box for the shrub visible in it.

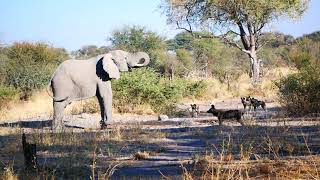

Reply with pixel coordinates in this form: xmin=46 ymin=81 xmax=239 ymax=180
xmin=276 ymin=65 xmax=320 ymax=116
xmin=112 ymin=68 xmax=207 ymax=113
xmin=0 ymin=54 xmax=10 ymax=84
xmin=3 ymin=42 xmax=69 ymax=100
xmin=0 ymin=85 xmax=19 ymax=109
xmin=6 ymin=42 xmax=68 ymax=65
xmin=5 ymin=65 xmax=51 ymax=100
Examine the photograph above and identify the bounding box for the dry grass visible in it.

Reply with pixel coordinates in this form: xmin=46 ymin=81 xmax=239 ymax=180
xmin=0 ymin=126 xmax=169 ymax=179
xmin=0 ymin=90 xmax=52 ymax=120
xmin=0 ymin=166 xmax=18 ymax=180
xmin=181 ymin=155 xmax=320 ymax=179
xmin=0 ymin=127 xmax=20 ymax=136
xmin=194 ymin=67 xmax=297 ymax=102
xmin=1 ymin=120 xmax=319 ymax=179
xmin=0 ymin=92 xmax=155 ymax=121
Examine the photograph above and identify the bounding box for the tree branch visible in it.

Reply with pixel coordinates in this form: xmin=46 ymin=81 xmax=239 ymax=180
xmin=255 ymin=22 xmax=266 ymax=35
xmin=176 ymin=21 xmax=193 ymax=34
xmin=237 ymin=22 xmax=250 ymax=50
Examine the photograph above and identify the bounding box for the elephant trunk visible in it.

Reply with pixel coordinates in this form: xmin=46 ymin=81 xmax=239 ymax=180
xmin=129 ymin=52 xmax=150 ymax=68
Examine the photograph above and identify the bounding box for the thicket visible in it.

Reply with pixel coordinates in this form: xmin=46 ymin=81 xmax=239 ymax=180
xmin=112 ymin=68 xmax=207 ymax=113
xmin=276 ymin=37 xmax=320 ymax=116
xmin=0 ymin=42 xmax=69 ymax=103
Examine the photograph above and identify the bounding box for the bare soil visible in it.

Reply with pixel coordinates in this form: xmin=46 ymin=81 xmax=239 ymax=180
xmin=1 ymin=98 xmax=320 ymax=179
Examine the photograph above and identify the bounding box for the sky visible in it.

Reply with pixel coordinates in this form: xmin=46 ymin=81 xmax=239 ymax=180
xmin=0 ymin=0 xmax=319 ymax=52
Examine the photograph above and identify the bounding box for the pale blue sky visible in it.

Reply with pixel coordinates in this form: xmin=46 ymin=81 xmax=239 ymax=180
xmin=1 ymin=0 xmax=319 ymax=51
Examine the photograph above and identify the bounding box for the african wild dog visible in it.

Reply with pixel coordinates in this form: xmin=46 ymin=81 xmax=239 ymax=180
xmin=241 ymin=96 xmax=252 ymax=111
xmin=190 ymin=104 xmax=200 ymax=118
xmin=250 ymin=97 xmax=266 ymax=111
xmin=207 ymin=105 xmax=244 ymax=126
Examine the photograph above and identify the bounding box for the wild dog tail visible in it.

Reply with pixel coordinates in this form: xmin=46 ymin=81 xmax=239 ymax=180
xmin=262 ymin=101 xmax=267 ymax=111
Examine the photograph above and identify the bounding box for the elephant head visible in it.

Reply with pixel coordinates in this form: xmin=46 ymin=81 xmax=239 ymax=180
xmin=101 ymin=50 xmax=150 ymax=79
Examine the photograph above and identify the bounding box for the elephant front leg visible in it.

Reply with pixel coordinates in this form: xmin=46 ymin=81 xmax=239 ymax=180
xmin=97 ymin=81 xmax=113 ymax=129
xmin=53 ymin=101 xmax=66 ymax=130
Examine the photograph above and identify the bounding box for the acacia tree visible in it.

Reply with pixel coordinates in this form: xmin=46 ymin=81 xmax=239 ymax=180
xmin=162 ymin=0 xmax=309 ymax=84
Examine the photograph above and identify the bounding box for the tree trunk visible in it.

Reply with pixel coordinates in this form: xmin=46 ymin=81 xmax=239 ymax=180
xmin=250 ymin=51 xmax=260 ymax=85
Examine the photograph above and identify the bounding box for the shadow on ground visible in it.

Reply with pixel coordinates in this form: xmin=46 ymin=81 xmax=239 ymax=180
xmin=1 ymin=118 xmax=320 ymax=179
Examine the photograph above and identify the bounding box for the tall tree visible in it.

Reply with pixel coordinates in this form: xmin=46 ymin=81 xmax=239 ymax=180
xmin=162 ymin=0 xmax=309 ymax=84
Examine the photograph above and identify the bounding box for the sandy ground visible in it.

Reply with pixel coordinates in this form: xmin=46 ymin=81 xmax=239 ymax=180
xmin=1 ymin=98 xmax=320 ymax=179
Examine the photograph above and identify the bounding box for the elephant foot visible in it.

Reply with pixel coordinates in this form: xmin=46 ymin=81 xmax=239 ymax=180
xmin=52 ymin=121 xmax=64 ymax=131
xmin=100 ymin=121 xmax=108 ymax=130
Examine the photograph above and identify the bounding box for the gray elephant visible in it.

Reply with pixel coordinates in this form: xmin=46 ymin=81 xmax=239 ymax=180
xmin=48 ymin=50 xmax=150 ymax=129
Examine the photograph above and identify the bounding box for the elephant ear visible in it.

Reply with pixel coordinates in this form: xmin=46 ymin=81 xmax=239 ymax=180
xmin=102 ymin=54 xmax=120 ymax=79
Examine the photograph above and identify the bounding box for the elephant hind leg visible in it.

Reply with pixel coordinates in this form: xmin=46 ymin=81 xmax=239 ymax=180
xmin=53 ymin=101 xmax=68 ymax=130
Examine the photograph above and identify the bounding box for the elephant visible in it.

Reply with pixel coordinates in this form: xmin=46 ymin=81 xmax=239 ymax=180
xmin=48 ymin=50 xmax=150 ymax=129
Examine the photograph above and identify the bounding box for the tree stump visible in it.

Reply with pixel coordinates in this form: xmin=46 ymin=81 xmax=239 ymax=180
xmin=22 ymin=133 xmax=37 ymax=169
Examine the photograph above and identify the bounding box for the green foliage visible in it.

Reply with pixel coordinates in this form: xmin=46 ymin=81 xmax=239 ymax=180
xmin=298 ymin=31 xmax=320 ymax=42
xmin=163 ymin=0 xmax=309 ymax=83
xmin=6 ymin=42 xmax=68 ymax=65
xmin=167 ymin=49 xmax=193 ymax=77
xmin=1 ymin=42 xmax=69 ymax=100
xmin=166 ymin=32 xmax=194 ymax=51
xmin=276 ymin=65 xmax=320 ymax=116
xmin=109 ymin=26 xmax=167 ymax=70
xmin=5 ymin=65 xmax=51 ymax=100
xmin=288 ymin=38 xmax=320 ymax=69
xmin=0 ymin=54 xmax=10 ymax=83
xmin=260 ymin=32 xmax=295 ymax=48
xmin=112 ymin=68 xmax=207 ymax=113
xmin=0 ymin=85 xmax=19 ymax=108
xmin=71 ymin=45 xmax=110 ymax=59
xmin=164 ymin=0 xmax=308 ymax=26
xmin=167 ymin=31 xmax=249 ymax=80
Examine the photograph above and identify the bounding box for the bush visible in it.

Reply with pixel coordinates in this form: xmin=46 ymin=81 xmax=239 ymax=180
xmin=2 ymin=42 xmax=69 ymax=100
xmin=112 ymin=68 xmax=207 ymax=113
xmin=0 ymin=54 xmax=10 ymax=83
xmin=0 ymin=85 xmax=19 ymax=109
xmin=5 ymin=65 xmax=51 ymax=100
xmin=276 ymin=65 xmax=320 ymax=116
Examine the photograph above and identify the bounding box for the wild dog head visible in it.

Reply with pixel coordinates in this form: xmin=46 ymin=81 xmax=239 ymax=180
xmin=190 ymin=104 xmax=200 ymax=117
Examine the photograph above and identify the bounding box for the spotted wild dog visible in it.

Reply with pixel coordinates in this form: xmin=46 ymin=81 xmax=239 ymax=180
xmin=207 ymin=105 xmax=245 ymax=126
xmin=241 ymin=96 xmax=252 ymax=111
xmin=250 ymin=97 xmax=266 ymax=111
xmin=190 ymin=104 xmax=200 ymax=118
